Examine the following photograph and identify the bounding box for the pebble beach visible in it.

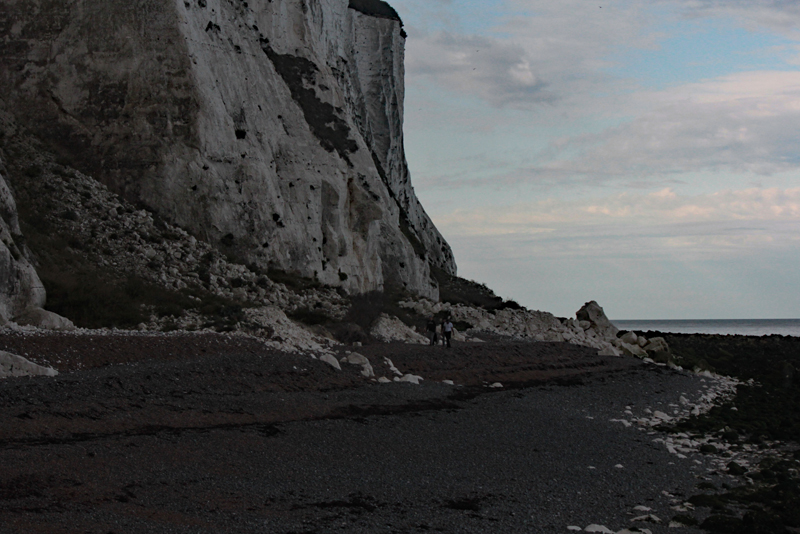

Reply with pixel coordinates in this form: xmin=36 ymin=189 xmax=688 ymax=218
xmin=0 ymin=331 xmax=754 ymax=534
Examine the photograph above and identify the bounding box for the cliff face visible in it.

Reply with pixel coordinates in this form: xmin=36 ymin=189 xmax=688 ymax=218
xmin=0 ymin=163 xmax=45 ymax=324
xmin=0 ymin=0 xmax=455 ymax=298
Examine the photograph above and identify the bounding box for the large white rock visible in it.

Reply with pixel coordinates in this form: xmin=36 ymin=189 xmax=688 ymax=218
xmin=620 ymin=331 xmax=638 ymax=345
xmin=576 ymin=301 xmax=619 ymax=340
xmin=395 ymin=373 xmax=422 ymax=384
xmin=14 ymin=307 xmax=76 ymax=331
xmin=0 ymin=0 xmax=455 ymax=299
xmin=244 ymin=306 xmax=332 ymax=353
xmin=319 ymin=353 xmax=342 ymax=371
xmin=0 ymin=351 xmax=58 ymax=378
xmin=370 ymin=313 xmax=428 ymax=344
xmin=598 ymin=346 xmax=621 ymax=357
xmin=340 ymin=352 xmax=374 ymax=377
xmin=643 ymin=337 xmax=669 ymax=354
xmin=619 ymin=342 xmax=648 ymax=359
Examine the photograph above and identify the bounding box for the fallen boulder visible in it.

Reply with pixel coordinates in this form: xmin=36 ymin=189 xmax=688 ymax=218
xmin=319 ymin=354 xmax=341 ymax=371
xmin=340 ymin=352 xmax=375 ymax=377
xmin=643 ymin=337 xmax=669 ymax=354
xmin=370 ymin=314 xmax=428 ymax=344
xmin=620 ymin=342 xmax=648 ymax=359
xmin=620 ymin=331 xmax=638 ymax=345
xmin=576 ymin=301 xmax=619 ymax=341
xmin=0 ymin=351 xmax=58 ymax=378
xmin=14 ymin=307 xmax=75 ymax=331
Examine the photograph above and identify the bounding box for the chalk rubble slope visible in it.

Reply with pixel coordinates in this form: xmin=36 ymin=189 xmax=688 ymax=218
xmin=400 ymin=299 xmax=624 ymax=355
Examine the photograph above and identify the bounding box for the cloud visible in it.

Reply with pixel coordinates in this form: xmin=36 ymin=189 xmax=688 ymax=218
xmin=441 ymin=186 xmax=800 ymax=317
xmin=403 ymin=1 xmax=800 ymax=191
xmin=482 ymin=186 xmax=800 ymax=222
xmin=404 ymin=0 xmax=657 ymax=108
xmin=395 ymin=0 xmax=800 ymax=318
xmin=535 ymin=71 xmax=800 ymax=180
xmin=435 ymin=187 xmax=800 ymax=252
xmin=405 ymin=32 xmax=553 ymax=107
xmin=666 ymin=0 xmax=800 ymax=37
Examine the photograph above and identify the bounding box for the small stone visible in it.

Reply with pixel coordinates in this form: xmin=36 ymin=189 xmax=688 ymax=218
xmin=319 ymin=353 xmax=341 ymax=370
xmin=397 ymin=374 xmax=422 ymax=385
xmin=584 ymin=525 xmax=613 ymax=533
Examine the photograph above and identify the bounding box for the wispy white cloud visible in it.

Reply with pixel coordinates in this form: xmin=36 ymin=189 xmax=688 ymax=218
xmin=405 ymin=0 xmax=656 ymax=108
xmin=436 ymin=187 xmax=800 ymax=235
xmin=538 ymin=71 xmax=800 ymax=179
xmin=666 ymin=0 xmax=800 ymax=37
xmin=436 ymin=187 xmax=800 ymax=256
xmin=406 ymin=32 xmax=553 ymax=107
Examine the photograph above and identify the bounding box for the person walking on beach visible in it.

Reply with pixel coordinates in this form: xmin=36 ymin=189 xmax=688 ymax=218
xmin=426 ymin=316 xmax=438 ymax=346
xmin=442 ymin=317 xmax=453 ymax=348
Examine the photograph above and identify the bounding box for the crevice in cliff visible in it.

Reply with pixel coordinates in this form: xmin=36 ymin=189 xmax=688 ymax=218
xmin=261 ymin=42 xmax=358 ymax=166
xmin=367 ymin=150 xmax=425 ymax=261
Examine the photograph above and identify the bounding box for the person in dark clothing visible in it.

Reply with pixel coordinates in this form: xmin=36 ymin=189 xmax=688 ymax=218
xmin=442 ymin=317 xmax=453 ymax=348
xmin=426 ymin=316 xmax=438 ymax=346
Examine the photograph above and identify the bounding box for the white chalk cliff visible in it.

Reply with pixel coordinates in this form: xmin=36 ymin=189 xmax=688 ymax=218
xmin=0 ymin=0 xmax=455 ymax=298
xmin=0 ymin=164 xmax=46 ymax=324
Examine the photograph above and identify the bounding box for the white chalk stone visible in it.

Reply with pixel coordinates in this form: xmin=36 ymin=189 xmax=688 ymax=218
xmin=319 ymin=354 xmax=341 ymax=371
xmin=584 ymin=525 xmax=613 ymax=533
xmin=397 ymin=374 xmax=423 ymax=385
xmin=14 ymin=307 xmax=75 ymax=331
xmin=631 ymin=514 xmax=662 ymax=524
xmin=0 ymin=351 xmax=58 ymax=378
xmin=370 ymin=314 xmax=429 ymax=344
xmin=384 ymin=357 xmax=403 ymax=376
xmin=340 ymin=352 xmax=374 ymax=377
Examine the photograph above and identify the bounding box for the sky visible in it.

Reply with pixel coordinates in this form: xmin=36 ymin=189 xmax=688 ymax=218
xmin=388 ymin=0 xmax=800 ymax=320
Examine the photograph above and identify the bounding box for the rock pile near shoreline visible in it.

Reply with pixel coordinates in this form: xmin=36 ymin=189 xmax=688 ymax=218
xmin=398 ymin=298 xmax=676 ymax=362
xmin=0 ymin=350 xmax=58 ymax=378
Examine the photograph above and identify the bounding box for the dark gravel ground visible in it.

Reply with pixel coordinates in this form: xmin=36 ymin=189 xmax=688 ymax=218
xmin=0 ymin=332 xmax=723 ymax=533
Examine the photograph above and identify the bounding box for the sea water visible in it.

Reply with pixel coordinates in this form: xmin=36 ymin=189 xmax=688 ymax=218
xmin=612 ymin=319 xmax=800 ymax=337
